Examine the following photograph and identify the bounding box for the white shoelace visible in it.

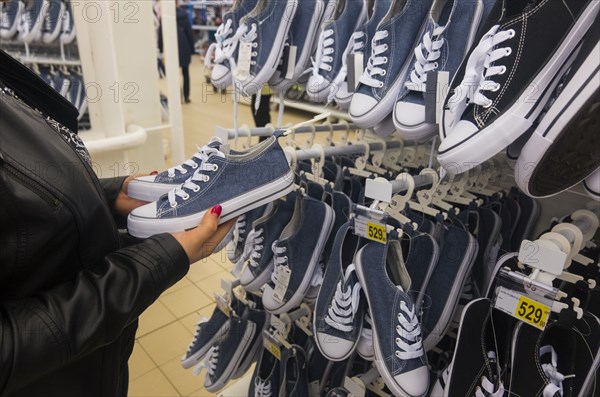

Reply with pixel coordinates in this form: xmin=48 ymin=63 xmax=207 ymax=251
xmin=473 ymin=351 xmax=505 ymax=396
xmin=233 ymin=214 xmax=247 ymax=247
xmin=236 ymin=228 xmax=265 ymax=274
xmin=326 ymin=31 xmax=366 ymax=102
xmin=185 ymin=317 xmax=209 ymax=355
xmin=270 ymin=242 xmax=289 ymax=285
xmin=540 ymin=345 xmax=574 ymax=397
xmin=254 ymin=378 xmax=272 ymax=397
xmin=359 ymin=30 xmax=390 ymax=88
xmin=447 ymin=25 xmax=515 ymax=125
xmin=405 ymin=25 xmax=446 ymax=92
xmin=167 ymin=144 xmax=218 ymax=177
xmin=193 ymin=345 xmax=219 ymax=376
xmin=395 ymin=300 xmax=424 ymax=360
xmin=204 ymin=18 xmax=233 ymax=68
xmin=312 ymin=28 xmax=335 ymax=77
xmin=167 ymin=147 xmax=223 ymax=208
xmin=238 ymin=23 xmax=259 ymax=66
xmin=325 ymin=264 xmax=362 ymax=332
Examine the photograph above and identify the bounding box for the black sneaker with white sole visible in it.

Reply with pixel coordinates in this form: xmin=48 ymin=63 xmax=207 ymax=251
xmin=278 ymin=345 xmax=309 ymax=397
xmin=438 ymin=0 xmax=600 ymax=173
xmin=248 ymin=347 xmax=280 ymax=397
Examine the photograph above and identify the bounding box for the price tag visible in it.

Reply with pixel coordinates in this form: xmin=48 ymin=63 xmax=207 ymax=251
xmin=285 ymin=45 xmax=297 ymax=80
xmin=272 ymin=266 xmax=291 ymax=304
xmin=494 ymin=286 xmax=550 ymax=330
xmin=263 ymin=332 xmax=281 ymax=360
xmin=354 ymin=215 xmax=387 ymax=244
xmin=347 ymin=53 xmax=364 ymax=93
xmin=233 ymin=42 xmax=253 ymax=81
xmin=214 ymin=294 xmax=231 ymax=317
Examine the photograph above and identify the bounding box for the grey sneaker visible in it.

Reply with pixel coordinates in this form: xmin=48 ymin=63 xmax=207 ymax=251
xmin=393 ymin=0 xmax=491 ymax=141
xmin=269 ymin=0 xmax=327 ymax=93
xmin=127 ymin=135 xmax=294 ymax=238
xmin=314 ymin=222 xmax=362 ymax=361
xmin=240 ymin=192 xmax=297 ymax=292
xmin=262 ymin=194 xmax=335 ymax=314
xmin=355 ymin=239 xmax=429 ymax=397
xmin=306 ymin=0 xmax=368 ymax=103
xmin=209 ymin=0 xmax=259 ymax=89
xmin=127 ymin=137 xmax=233 ymax=202
xmin=233 ymin=0 xmax=299 ymax=97
xmin=349 ymin=0 xmax=433 ymax=128
xmin=334 ymin=0 xmax=393 ymax=109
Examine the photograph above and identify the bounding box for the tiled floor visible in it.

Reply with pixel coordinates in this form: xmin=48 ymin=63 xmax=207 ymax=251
xmin=127 ymin=57 xmax=307 ymax=396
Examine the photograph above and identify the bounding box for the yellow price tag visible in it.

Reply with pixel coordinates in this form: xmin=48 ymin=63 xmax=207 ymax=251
xmin=265 ymin=340 xmax=281 ymax=360
xmin=515 ymin=295 xmax=550 ymax=330
xmin=366 ymin=222 xmax=386 ymax=244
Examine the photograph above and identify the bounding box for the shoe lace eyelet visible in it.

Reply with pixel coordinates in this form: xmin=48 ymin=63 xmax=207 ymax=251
xmin=170 ymin=202 xmax=177 ymax=208
xmin=183 ymin=194 xmax=190 ymax=200
xmin=181 ymin=169 xmax=188 ymax=174
xmin=508 ymin=29 xmax=516 ymax=38
xmin=505 ymin=47 xmax=512 ymax=56
xmin=381 ymin=70 xmax=386 ymax=76
xmin=212 ymin=164 xmax=219 ymax=171
xmin=193 ymin=186 xmax=200 ymax=192
xmin=379 ymin=82 xmax=384 ymax=88
xmin=253 ymin=42 xmax=258 ymax=47
xmin=500 ymin=65 xmax=507 ymax=75
xmin=192 ymin=163 xmax=198 ymax=169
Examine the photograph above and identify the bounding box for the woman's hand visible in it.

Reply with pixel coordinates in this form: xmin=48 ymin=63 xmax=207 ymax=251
xmin=171 ymin=205 xmax=237 ymax=264
xmin=114 ymin=172 xmax=158 ymax=217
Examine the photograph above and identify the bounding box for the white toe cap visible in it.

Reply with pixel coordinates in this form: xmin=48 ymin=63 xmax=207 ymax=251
xmin=316 ymin=332 xmax=354 ymax=361
xmin=394 ymin=101 xmax=426 ymax=128
xmin=132 ymin=175 xmax=158 ymax=184
xmin=349 ymin=94 xmax=378 ymax=118
xmin=130 ymin=201 xmax=159 ymax=219
xmin=393 ymin=365 xmax=429 ymax=397
xmin=211 ymin=64 xmax=231 ymax=88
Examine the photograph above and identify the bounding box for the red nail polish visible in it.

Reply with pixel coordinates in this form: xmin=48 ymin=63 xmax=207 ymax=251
xmin=150 ymin=171 xmax=159 ymax=175
xmin=211 ymin=205 xmax=222 ymax=216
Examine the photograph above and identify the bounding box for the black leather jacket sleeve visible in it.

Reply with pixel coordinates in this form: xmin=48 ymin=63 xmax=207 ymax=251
xmin=0 ymin=234 xmax=189 ymax=395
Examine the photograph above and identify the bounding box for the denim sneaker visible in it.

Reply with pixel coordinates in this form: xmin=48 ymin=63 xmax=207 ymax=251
xmin=231 ymin=300 xmax=267 ymax=379
xmin=421 ymin=223 xmax=477 ymax=352
xmin=41 ymin=0 xmax=64 ymax=43
xmin=402 ymin=231 xmax=440 ymax=312
xmin=209 ymin=0 xmax=259 ymax=89
xmin=203 ymin=316 xmax=257 ymax=393
xmin=128 ymin=137 xmax=234 ymax=202
xmin=314 ymin=222 xmax=362 ymax=361
xmin=393 ymin=0 xmax=490 ymax=141
xmin=232 ymin=0 xmax=299 ymax=97
xmin=355 ymin=239 xmax=429 ymax=397
xmin=248 ymin=346 xmax=280 ymax=397
xmin=515 ymin=14 xmax=600 ymax=198
xmin=334 ymin=0 xmax=393 ymax=109
xmin=306 ymin=0 xmax=368 ymax=103
xmin=60 ymin=0 xmax=76 ymax=45
xmin=278 ymin=345 xmax=309 ymax=397
xmin=181 ymin=296 xmax=236 ymax=369
xmin=127 ymin=135 xmax=294 ymax=238
xmin=0 ymin=0 xmax=24 ymax=39
xmin=228 ymin=203 xmax=274 ymax=264
xmin=269 ymin=0 xmax=326 ymax=93
xmin=438 ymin=0 xmax=599 ymax=173
xmin=349 ymin=0 xmax=433 ymax=128
xmin=356 ymin=309 xmax=374 ymax=361
xmin=240 ymin=193 xmax=297 ymax=292
xmin=508 ymin=188 xmax=540 ymax=251
xmin=584 ymin=167 xmax=600 ymax=201
xmin=262 ymin=194 xmax=335 ymax=314
xmin=17 ymin=0 xmax=46 ymax=43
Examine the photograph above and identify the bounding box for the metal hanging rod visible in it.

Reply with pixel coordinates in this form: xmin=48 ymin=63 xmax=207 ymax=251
xmin=215 ymin=122 xmax=359 ymax=141
xmin=293 ymin=140 xmax=403 ymax=162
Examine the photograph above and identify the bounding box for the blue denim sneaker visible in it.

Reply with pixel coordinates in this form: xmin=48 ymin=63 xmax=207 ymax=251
xmin=231 ymin=300 xmax=267 ymax=379
xmin=128 ymin=138 xmax=236 ymax=202
xmin=314 ymin=222 xmax=362 ymax=361
xmin=240 ymin=192 xmax=296 ymax=291
xmin=128 ymin=135 xmax=294 ymax=238
xmin=209 ymin=0 xmax=259 ymax=89
xmin=402 ymin=232 xmax=440 ymax=313
xmin=232 ymin=0 xmax=299 ymax=97
xmin=17 ymin=0 xmax=45 ymax=43
xmin=202 ymin=316 xmax=257 ymax=393
xmin=41 ymin=0 xmax=64 ymax=43
xmin=437 ymin=0 xmax=599 ymax=173
xmin=248 ymin=346 xmax=280 ymax=397
xmin=355 ymin=239 xmax=429 ymax=397
xmin=181 ymin=296 xmax=237 ymax=369
xmin=356 ymin=309 xmax=374 ymax=361
xmin=228 ymin=202 xmax=274 ymax=264
xmin=306 ymin=0 xmax=368 ymax=103
xmin=349 ymin=0 xmax=433 ymax=128
xmin=269 ymin=0 xmax=326 ymax=93
xmin=421 ymin=223 xmax=477 ymax=352
xmin=262 ymin=194 xmax=335 ymax=314
xmin=334 ymin=0 xmax=393 ymax=109
xmin=393 ymin=0 xmax=488 ymax=141
xmin=278 ymin=345 xmax=309 ymax=397
xmin=0 ymin=0 xmax=24 ymax=39
xmin=59 ymin=0 xmax=75 ymax=44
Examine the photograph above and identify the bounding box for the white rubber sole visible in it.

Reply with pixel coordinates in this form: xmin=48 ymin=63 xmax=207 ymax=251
xmin=241 ymin=259 xmax=274 ymax=292
xmin=234 ymin=0 xmax=298 ymax=97
xmin=584 ymin=167 xmax=600 ymax=201
xmin=42 ymin=2 xmax=65 ymax=44
xmin=354 ymin=252 xmax=428 ymax=397
xmin=180 ymin=320 xmax=231 ymax=369
xmin=438 ymin=1 xmax=599 ymax=171
xmin=127 ymin=170 xmax=295 ymax=239
xmin=204 ymin=322 xmax=256 ymax=393
xmin=264 ymin=204 xmax=334 ymax=314
xmin=127 ymin=180 xmax=178 ymax=202
xmin=516 ymin=41 xmax=600 ymax=197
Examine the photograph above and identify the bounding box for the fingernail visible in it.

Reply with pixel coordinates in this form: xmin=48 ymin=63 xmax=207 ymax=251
xmin=150 ymin=171 xmax=159 ymax=175
xmin=211 ymin=205 xmax=222 ymax=217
